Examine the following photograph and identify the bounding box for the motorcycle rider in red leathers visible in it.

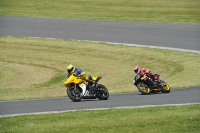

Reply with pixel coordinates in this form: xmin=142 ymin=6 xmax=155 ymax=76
xmin=133 ymin=65 xmax=160 ymax=86
xmin=133 ymin=65 xmax=151 ymax=77
xmin=133 ymin=65 xmax=171 ymax=93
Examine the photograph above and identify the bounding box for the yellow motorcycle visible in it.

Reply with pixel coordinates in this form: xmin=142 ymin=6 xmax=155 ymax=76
xmin=63 ymin=74 xmax=109 ymax=102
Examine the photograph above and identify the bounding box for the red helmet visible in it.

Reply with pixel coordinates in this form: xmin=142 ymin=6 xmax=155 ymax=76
xmin=134 ymin=65 xmax=140 ymax=73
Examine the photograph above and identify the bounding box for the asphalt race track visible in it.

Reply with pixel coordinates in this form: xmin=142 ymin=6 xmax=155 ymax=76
xmin=0 ymin=16 xmax=200 ymax=117
xmin=0 ymin=87 xmax=200 ymax=117
xmin=0 ymin=16 xmax=200 ymax=51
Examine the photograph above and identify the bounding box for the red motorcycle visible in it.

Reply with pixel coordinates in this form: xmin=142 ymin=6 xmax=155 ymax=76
xmin=133 ymin=74 xmax=170 ymax=95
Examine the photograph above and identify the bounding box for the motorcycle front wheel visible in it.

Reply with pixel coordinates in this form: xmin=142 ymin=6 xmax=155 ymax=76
xmin=67 ymin=86 xmax=82 ymax=102
xmin=97 ymin=84 xmax=109 ymax=100
xmin=136 ymin=82 xmax=151 ymax=95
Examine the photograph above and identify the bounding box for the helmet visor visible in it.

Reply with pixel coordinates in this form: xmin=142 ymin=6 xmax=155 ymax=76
xmin=134 ymin=68 xmax=138 ymax=73
xmin=67 ymin=67 xmax=74 ymax=74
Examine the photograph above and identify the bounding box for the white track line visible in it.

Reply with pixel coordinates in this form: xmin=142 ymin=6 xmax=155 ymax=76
xmin=28 ymin=37 xmax=200 ymax=54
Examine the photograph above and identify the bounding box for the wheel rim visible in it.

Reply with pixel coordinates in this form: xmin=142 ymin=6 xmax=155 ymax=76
xmin=139 ymin=84 xmax=150 ymax=93
xmin=71 ymin=88 xmax=81 ymax=99
xmin=102 ymin=89 xmax=108 ymax=97
xmin=162 ymin=85 xmax=170 ymax=90
xmin=99 ymin=86 xmax=108 ymax=97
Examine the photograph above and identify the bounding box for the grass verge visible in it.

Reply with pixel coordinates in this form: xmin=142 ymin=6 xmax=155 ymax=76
xmin=0 ymin=36 xmax=200 ymax=101
xmin=0 ymin=0 xmax=199 ymax=24
xmin=0 ymin=104 xmax=200 ymax=133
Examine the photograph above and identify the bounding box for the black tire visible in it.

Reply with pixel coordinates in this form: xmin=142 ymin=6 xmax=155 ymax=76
xmin=97 ymin=84 xmax=109 ymax=100
xmin=66 ymin=86 xmax=82 ymax=102
xmin=160 ymin=81 xmax=170 ymax=93
xmin=136 ymin=82 xmax=151 ymax=95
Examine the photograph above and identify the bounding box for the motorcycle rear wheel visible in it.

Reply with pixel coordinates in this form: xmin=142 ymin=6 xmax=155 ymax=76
xmin=160 ymin=81 xmax=170 ymax=93
xmin=67 ymin=86 xmax=82 ymax=102
xmin=137 ymin=82 xmax=151 ymax=95
xmin=97 ymin=84 xmax=109 ymax=100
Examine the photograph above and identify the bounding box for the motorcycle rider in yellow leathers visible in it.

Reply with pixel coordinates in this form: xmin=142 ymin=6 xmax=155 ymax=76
xmin=66 ymin=64 xmax=93 ymax=85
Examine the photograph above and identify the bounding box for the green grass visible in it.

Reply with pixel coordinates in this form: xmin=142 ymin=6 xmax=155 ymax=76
xmin=0 ymin=36 xmax=200 ymax=101
xmin=0 ymin=1 xmax=199 ymax=133
xmin=0 ymin=0 xmax=199 ymax=23
xmin=0 ymin=104 xmax=199 ymax=133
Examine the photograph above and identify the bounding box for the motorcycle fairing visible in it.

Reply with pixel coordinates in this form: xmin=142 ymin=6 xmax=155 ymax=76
xmin=63 ymin=74 xmax=85 ymax=87
xmin=79 ymin=83 xmax=87 ymax=96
